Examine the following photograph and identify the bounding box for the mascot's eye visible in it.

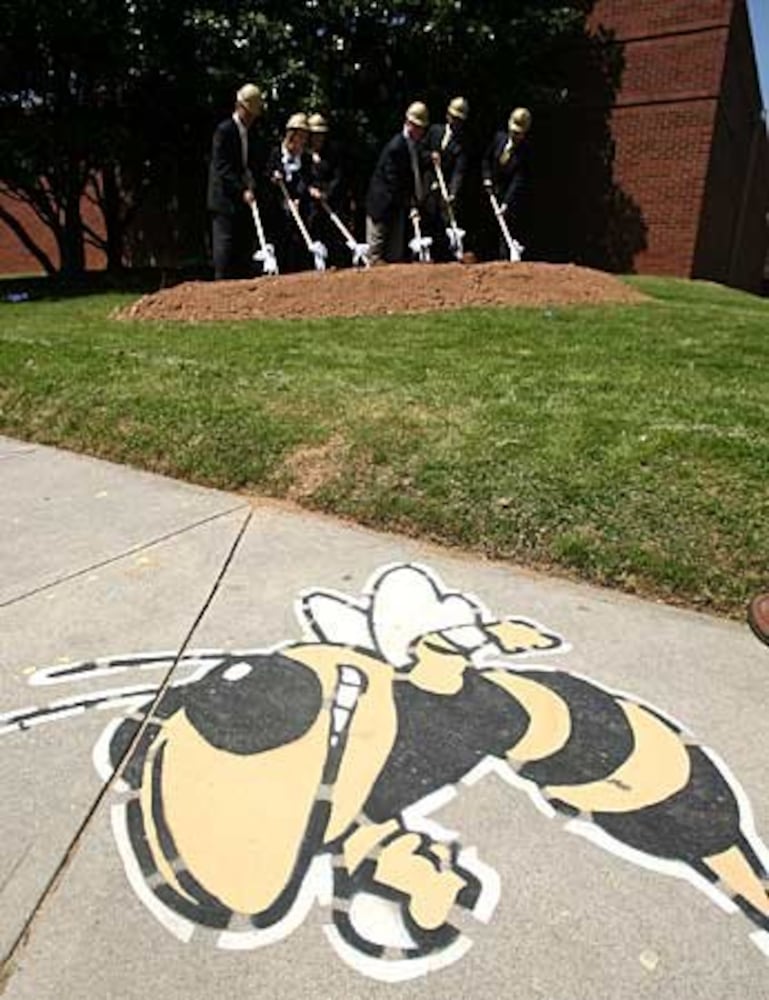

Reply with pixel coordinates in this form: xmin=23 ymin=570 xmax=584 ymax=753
xmin=183 ymin=653 xmax=322 ymax=755
xmin=222 ymin=662 xmax=252 ymax=682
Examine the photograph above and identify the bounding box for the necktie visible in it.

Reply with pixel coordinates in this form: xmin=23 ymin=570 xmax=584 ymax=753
xmin=409 ymin=141 xmax=424 ymax=202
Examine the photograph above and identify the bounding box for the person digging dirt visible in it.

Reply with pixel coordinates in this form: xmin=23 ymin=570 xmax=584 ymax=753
xmin=482 ymin=106 xmax=532 ymax=262
xmin=366 ymin=101 xmax=431 ymax=265
xmin=207 ymin=83 xmax=266 ymax=280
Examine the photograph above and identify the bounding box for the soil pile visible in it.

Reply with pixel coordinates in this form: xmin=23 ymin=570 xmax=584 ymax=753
xmin=120 ymin=261 xmax=647 ymax=323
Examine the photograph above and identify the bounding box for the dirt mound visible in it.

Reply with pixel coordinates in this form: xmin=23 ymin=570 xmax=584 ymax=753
xmin=119 ymin=261 xmax=646 ymax=323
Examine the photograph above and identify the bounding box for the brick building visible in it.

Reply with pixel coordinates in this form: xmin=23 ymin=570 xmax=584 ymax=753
xmin=0 ymin=191 xmax=107 ymax=276
xmin=589 ymin=0 xmax=769 ymax=290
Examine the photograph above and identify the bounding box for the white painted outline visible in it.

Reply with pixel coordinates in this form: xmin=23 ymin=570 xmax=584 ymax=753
xmin=347 ymin=892 xmax=419 ymax=950
xmin=462 ymin=756 xmax=558 ymax=821
xmin=93 ymin=716 xmax=130 ymax=788
xmin=402 ymin=783 xmax=459 ymax=839
xmin=216 ymin=857 xmax=332 ymax=951
xmin=324 ymin=923 xmax=473 ymax=983
xmin=751 ymin=930 xmax=769 ymax=958
xmin=703 ymin=746 xmax=769 ymax=876
xmin=28 ymin=649 xmax=228 ymax=686
xmin=565 ymin=819 xmax=740 ymax=915
xmin=111 ymin=802 xmax=195 ymax=944
xmin=456 ymin=846 xmax=501 ymax=924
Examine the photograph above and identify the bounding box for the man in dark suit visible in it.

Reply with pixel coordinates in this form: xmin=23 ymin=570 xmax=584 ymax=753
xmin=365 ymin=101 xmax=430 ymax=264
xmin=482 ymin=107 xmax=532 ymax=259
xmin=424 ymin=96 xmax=470 ymax=261
xmin=207 ymin=83 xmax=266 ymax=280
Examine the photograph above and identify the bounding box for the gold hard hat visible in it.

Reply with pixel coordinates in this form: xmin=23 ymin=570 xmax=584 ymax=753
xmin=508 ymin=107 xmax=532 ymax=134
xmin=447 ymin=96 xmax=469 ymax=121
xmin=307 ymin=112 xmax=329 ymax=133
xmin=405 ymin=101 xmax=429 ymax=128
xmin=236 ymin=83 xmax=263 ymax=115
xmin=285 ymin=112 xmax=310 ymax=132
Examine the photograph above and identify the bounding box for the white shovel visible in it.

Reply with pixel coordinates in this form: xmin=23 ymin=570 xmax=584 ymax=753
xmin=486 ymin=188 xmax=524 ymax=262
xmin=409 ymin=208 xmax=433 ymax=263
xmin=434 ymin=160 xmax=465 ymax=261
xmin=250 ymin=200 xmax=279 ymax=275
xmin=321 ymin=200 xmax=370 ymax=267
xmin=277 ymin=178 xmax=328 ymax=272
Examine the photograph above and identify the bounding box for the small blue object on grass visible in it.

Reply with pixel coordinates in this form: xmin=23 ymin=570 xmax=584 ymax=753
xmin=4 ymin=291 xmax=30 ymax=303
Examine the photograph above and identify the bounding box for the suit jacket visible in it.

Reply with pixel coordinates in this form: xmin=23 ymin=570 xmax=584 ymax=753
xmin=266 ymin=144 xmax=313 ymax=219
xmin=207 ymin=117 xmax=266 ymax=215
xmin=309 ymin=140 xmax=344 ymax=209
xmin=366 ymin=132 xmax=428 ymax=222
xmin=426 ymin=123 xmax=467 ymax=199
xmin=482 ymin=130 xmax=530 ymax=217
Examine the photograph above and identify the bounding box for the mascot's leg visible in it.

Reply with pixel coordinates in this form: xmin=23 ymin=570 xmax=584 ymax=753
xmin=328 ymin=817 xmax=490 ymax=970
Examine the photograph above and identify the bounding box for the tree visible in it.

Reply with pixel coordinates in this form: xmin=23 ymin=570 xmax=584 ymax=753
xmin=0 ymin=1 xmax=136 ymax=275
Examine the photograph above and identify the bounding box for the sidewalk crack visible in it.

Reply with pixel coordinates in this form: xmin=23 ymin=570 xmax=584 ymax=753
xmin=0 ymin=502 xmax=249 ymax=609
xmin=0 ymin=507 xmax=253 ymax=979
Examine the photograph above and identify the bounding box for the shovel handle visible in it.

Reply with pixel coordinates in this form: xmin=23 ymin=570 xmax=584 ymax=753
xmin=321 ymin=200 xmax=355 ymax=246
xmin=250 ymin=200 xmax=267 ymax=250
xmin=434 ymin=160 xmax=458 ymax=231
xmin=277 ymin=177 xmax=314 ymax=249
xmin=487 ymin=189 xmax=516 ymax=255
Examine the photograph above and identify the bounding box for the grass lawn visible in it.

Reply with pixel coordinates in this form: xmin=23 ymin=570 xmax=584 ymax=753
xmin=1 ymin=275 xmax=767 ymax=616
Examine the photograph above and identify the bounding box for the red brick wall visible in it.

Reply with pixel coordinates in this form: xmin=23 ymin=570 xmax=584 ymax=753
xmin=608 ymin=101 xmax=718 ymax=275
xmin=592 ymin=0 xmax=734 ymax=36
xmin=591 ymin=0 xmax=731 ymax=276
xmin=0 ymin=196 xmax=53 ymax=275
xmin=590 ymin=0 xmax=768 ymax=288
xmin=0 ymin=190 xmax=106 ymax=276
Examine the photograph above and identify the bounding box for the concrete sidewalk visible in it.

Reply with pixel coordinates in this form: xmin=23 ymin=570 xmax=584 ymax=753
xmin=1 ymin=436 xmax=767 ymax=999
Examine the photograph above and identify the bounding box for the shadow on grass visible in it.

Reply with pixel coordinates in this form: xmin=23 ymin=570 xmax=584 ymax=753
xmin=0 ymin=266 xmax=212 ymax=303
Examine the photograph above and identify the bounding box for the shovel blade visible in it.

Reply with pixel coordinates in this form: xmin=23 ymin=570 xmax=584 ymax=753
xmin=447 ymin=227 xmax=465 ymax=260
xmin=310 ymin=240 xmax=328 ymax=272
xmin=348 ymin=242 xmax=370 ymax=267
xmin=254 ymin=245 xmax=280 ymax=275
xmin=409 ymin=236 xmax=433 ymax=262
